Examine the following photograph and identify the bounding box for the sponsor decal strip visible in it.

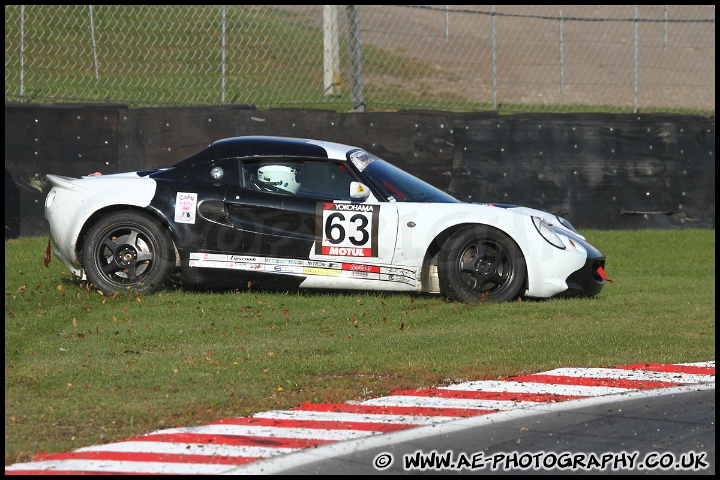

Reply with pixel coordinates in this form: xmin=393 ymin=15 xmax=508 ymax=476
xmin=187 ymin=253 xmax=417 ymax=285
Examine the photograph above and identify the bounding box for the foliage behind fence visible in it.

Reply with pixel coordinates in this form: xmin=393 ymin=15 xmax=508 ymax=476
xmin=4 ymin=5 xmax=716 ymax=115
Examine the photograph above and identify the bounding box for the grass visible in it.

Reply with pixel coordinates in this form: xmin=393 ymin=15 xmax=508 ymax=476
xmin=4 ymin=229 xmax=715 ymax=465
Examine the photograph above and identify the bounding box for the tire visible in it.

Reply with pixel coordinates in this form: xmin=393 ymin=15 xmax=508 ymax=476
xmin=438 ymin=225 xmax=526 ymax=304
xmin=81 ymin=211 xmax=173 ymax=295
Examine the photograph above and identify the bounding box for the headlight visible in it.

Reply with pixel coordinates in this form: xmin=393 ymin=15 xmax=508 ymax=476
xmin=45 ymin=190 xmax=56 ymax=208
xmin=532 ymin=216 xmax=566 ymax=250
xmin=555 ymin=215 xmax=577 ymax=233
xmin=554 ymin=215 xmax=587 ymax=241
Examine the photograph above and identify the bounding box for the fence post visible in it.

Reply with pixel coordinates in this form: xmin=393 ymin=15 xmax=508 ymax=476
xmin=633 ymin=5 xmax=639 ymax=113
xmin=663 ymin=5 xmax=668 ymax=50
xmin=221 ymin=5 xmax=227 ymax=105
xmin=88 ymin=5 xmax=99 ymax=80
xmin=491 ymin=5 xmax=497 ymax=111
xmin=323 ymin=5 xmax=341 ymax=96
xmin=346 ymin=5 xmax=366 ymax=112
xmin=20 ymin=5 xmax=25 ymax=98
xmin=559 ymin=10 xmax=564 ymax=95
xmin=445 ymin=5 xmax=449 ymax=41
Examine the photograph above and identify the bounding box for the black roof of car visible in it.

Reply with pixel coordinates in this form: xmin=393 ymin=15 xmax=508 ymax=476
xmin=174 ymin=136 xmax=333 ymax=167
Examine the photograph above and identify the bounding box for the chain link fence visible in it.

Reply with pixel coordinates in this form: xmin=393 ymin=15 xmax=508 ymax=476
xmin=4 ymin=5 xmax=715 ymax=115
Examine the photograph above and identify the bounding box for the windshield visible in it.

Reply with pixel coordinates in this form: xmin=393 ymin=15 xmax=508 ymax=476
xmin=350 ymin=150 xmax=460 ymax=203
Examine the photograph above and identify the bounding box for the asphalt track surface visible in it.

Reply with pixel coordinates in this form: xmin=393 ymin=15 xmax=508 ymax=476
xmin=5 ymin=361 xmax=714 ymax=475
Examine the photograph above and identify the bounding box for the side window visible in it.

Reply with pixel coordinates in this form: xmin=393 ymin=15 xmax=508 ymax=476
xmin=168 ymin=158 xmax=240 ymax=186
xmin=242 ymin=160 xmax=303 ymax=195
xmin=241 ymin=160 xmax=356 ymax=199
xmin=296 ymin=161 xmax=356 ymax=200
xmin=206 ymin=158 xmax=240 ymax=186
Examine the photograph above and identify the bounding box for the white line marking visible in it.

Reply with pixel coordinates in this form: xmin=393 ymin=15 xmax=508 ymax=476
xmin=253 ymin=410 xmax=455 ymax=425
xmin=4 ymin=459 xmax=239 ymax=475
xmin=357 ymin=396 xmax=524 ymax=410
xmin=150 ymin=424 xmax=379 ymax=441
xmin=75 ymin=441 xmax=299 ymax=458
xmin=537 ymin=367 xmax=715 ymax=384
xmin=440 ymin=380 xmax=627 ymax=396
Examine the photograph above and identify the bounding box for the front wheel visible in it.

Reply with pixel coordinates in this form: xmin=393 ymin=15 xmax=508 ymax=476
xmin=438 ymin=225 xmax=526 ymax=304
xmin=81 ymin=211 xmax=173 ymax=295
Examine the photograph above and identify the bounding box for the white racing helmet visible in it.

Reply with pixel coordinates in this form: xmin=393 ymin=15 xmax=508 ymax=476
xmin=256 ymin=165 xmax=301 ymax=194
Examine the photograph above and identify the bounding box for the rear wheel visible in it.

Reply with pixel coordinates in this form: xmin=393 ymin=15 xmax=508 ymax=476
xmin=81 ymin=212 xmax=173 ymax=294
xmin=438 ymin=225 xmax=526 ymax=304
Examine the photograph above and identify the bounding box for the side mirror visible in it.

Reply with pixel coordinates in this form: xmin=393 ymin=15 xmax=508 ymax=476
xmin=350 ymin=181 xmax=370 ymax=199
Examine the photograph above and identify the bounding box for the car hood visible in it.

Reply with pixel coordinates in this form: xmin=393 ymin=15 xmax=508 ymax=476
xmin=472 ymin=202 xmax=585 ymax=240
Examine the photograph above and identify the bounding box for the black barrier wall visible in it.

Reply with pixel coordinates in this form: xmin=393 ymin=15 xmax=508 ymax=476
xmin=4 ymin=103 xmax=715 ymax=238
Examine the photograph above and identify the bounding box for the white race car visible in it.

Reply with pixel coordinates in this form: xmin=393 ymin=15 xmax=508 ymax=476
xmin=45 ymin=136 xmax=609 ymax=303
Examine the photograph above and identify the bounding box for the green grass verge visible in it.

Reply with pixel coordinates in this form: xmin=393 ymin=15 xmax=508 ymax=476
xmin=4 ymin=229 xmax=715 ymax=465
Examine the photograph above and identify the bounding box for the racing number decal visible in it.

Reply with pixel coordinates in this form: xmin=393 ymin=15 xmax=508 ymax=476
xmin=315 ymin=203 xmax=379 ymax=257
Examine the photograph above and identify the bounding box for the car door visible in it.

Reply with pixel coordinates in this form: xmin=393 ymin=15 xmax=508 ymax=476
xmin=224 ymin=187 xmax=318 ymax=258
xmin=311 ymin=199 xmax=398 ymax=267
xmin=224 ymin=158 xmax=399 ymax=267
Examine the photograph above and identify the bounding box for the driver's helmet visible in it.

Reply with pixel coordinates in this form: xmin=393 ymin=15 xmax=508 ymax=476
xmin=256 ymin=165 xmax=301 ymax=194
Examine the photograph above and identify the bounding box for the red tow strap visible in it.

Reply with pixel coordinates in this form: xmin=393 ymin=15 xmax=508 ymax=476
xmin=597 ymin=265 xmax=612 ymax=282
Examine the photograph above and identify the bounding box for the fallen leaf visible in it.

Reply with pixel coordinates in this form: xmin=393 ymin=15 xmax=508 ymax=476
xmin=72 ymin=318 xmax=77 ymax=327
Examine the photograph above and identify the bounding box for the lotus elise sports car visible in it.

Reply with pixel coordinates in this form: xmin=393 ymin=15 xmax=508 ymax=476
xmin=44 ymin=135 xmax=609 ymax=303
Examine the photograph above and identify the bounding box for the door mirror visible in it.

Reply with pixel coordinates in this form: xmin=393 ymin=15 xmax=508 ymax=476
xmin=350 ymin=181 xmax=370 ymax=199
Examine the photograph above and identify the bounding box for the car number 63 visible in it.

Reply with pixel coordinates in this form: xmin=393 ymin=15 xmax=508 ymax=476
xmin=315 ymin=202 xmax=379 ymax=257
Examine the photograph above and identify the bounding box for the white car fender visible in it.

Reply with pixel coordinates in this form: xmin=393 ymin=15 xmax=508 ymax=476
xmin=44 ymin=174 xmax=157 ymax=275
xmin=391 ymin=202 xmax=587 ymax=298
